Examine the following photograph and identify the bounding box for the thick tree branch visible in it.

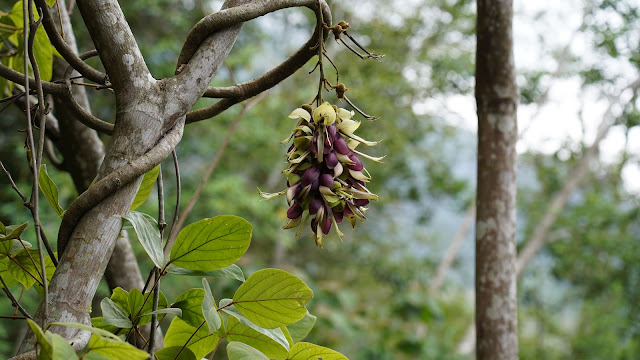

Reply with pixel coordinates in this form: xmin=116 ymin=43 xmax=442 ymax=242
xmin=57 ymin=121 xmax=184 ymax=255
xmin=33 ymin=0 xmax=108 ymax=84
xmin=75 ymin=0 xmax=151 ymax=95
xmin=174 ymin=0 xmax=331 ymax=123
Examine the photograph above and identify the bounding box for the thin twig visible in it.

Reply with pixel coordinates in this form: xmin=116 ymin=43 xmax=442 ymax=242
xmin=27 ymin=0 xmax=49 ymax=323
xmin=0 ymin=275 xmax=32 ymax=319
xmin=0 ymin=161 xmax=28 ymax=203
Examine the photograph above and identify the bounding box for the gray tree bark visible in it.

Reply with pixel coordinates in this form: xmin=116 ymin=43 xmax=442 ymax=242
xmin=14 ymin=0 xmax=330 ymax=356
xmin=475 ymin=0 xmax=519 ymax=358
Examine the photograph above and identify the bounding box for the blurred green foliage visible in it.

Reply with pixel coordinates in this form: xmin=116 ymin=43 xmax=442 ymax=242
xmin=0 ymin=0 xmax=639 ymax=358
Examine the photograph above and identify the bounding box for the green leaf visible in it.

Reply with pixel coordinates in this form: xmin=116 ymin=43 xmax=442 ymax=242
xmin=202 ymin=278 xmax=221 ymax=333
xmin=38 ymin=164 xmax=64 ymax=217
xmin=166 ymin=263 xmax=245 ymax=282
xmin=172 ymin=288 xmax=205 ymax=328
xmin=0 ymin=222 xmax=28 ymax=241
xmin=84 ymin=334 xmax=149 ymax=360
xmin=27 ymin=318 xmax=53 ymax=357
xmin=109 ymin=287 xmax=129 ymax=310
xmin=7 ymin=249 xmax=49 ymax=289
xmin=130 ymin=166 xmax=159 ymax=211
xmin=0 ymin=220 xmax=5 ymax=234
xmin=219 ymin=298 xmax=290 ymax=351
xmin=233 ymin=268 xmax=313 ymax=328
xmin=0 ymin=239 xmax=31 ymax=259
xmin=164 ymin=317 xmax=220 ymax=359
xmin=0 ymin=258 xmax=17 ymax=288
xmin=8 ymin=1 xmax=53 ymax=82
xmin=154 ymin=346 xmax=197 ymax=360
xmin=46 ymin=331 xmax=79 ymax=360
xmin=123 ymin=211 xmax=164 ymax=268
xmin=287 ymin=311 xmax=317 ymax=343
xmin=169 ymin=215 xmax=252 ymax=271
xmin=287 ymin=342 xmax=349 ymax=360
xmin=226 ymin=316 xmax=288 ymax=359
xmin=100 ymin=297 xmax=132 ymax=329
xmin=50 ymin=322 xmax=122 ymax=342
xmin=126 ymin=288 xmax=168 ymax=326
xmin=281 ymin=326 xmax=294 ymax=348
xmin=90 ymin=317 xmax=119 ymax=334
xmin=227 ymin=341 xmax=270 ymax=360
xmin=142 ymin=307 xmax=182 ymax=317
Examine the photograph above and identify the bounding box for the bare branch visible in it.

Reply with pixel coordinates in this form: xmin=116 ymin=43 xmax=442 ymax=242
xmin=33 ymin=0 xmax=108 ymax=84
xmin=0 ymin=63 xmax=66 ymax=95
xmin=176 ymin=0 xmax=331 ymax=123
xmin=57 ymin=120 xmax=184 ymax=255
xmin=75 ymin=0 xmax=151 ymax=94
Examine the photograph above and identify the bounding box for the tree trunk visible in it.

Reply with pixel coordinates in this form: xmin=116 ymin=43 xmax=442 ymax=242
xmin=475 ymin=0 xmax=519 ymax=358
xmin=16 ymin=0 xmax=249 ymax=354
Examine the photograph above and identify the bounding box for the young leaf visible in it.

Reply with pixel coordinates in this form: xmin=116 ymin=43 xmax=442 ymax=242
xmin=90 ymin=317 xmax=120 ymax=334
xmin=46 ymin=332 xmax=79 ymax=360
xmin=50 ymin=322 xmax=123 ymax=342
xmin=227 ymin=341 xmax=270 ymax=360
xmin=219 ymin=299 xmax=290 ymax=351
xmin=0 ymin=222 xmax=28 ymax=241
xmin=166 ymin=263 xmax=245 ymax=282
xmin=142 ymin=307 xmax=182 ymax=317
xmin=233 ymin=268 xmax=313 ymax=328
xmin=169 ymin=216 xmax=252 ymax=271
xmin=164 ymin=317 xmax=220 ymax=359
xmin=123 ymin=211 xmax=164 ymax=268
xmin=126 ymin=288 xmax=168 ymax=326
xmin=202 ymin=278 xmax=221 ymax=333
xmin=172 ymin=288 xmax=205 ymax=328
xmin=130 ymin=166 xmax=159 ymax=211
xmin=287 ymin=342 xmax=349 ymax=360
xmin=100 ymin=297 xmax=132 ymax=329
xmin=286 ymin=311 xmax=317 ymax=343
xmin=26 ymin=319 xmax=53 ymax=356
xmin=154 ymin=346 xmax=197 ymax=360
xmin=109 ymin=287 xmax=130 ymax=314
xmin=226 ymin=316 xmax=288 ymax=359
xmin=84 ymin=334 xmax=149 ymax=360
xmin=38 ymin=164 xmax=65 ymax=217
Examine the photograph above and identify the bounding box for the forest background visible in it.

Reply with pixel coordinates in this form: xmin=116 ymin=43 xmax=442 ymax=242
xmin=0 ymin=0 xmax=638 ymax=358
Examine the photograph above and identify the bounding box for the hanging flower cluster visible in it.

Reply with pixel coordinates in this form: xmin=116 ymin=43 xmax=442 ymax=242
xmin=261 ymin=102 xmax=382 ymax=246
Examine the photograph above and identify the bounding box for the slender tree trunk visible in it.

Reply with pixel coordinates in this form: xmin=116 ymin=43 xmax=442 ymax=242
xmin=475 ymin=0 xmax=518 ymax=358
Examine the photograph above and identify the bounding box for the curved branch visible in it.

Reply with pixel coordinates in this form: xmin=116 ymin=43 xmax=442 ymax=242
xmin=61 ymin=50 xmax=115 ymax=135
xmin=182 ymin=0 xmax=331 ymax=123
xmin=33 ymin=0 xmax=108 ymax=84
xmin=0 ymin=63 xmax=66 ymax=95
xmin=60 ymin=84 xmax=114 ymax=135
xmin=57 ymin=119 xmax=184 ymax=255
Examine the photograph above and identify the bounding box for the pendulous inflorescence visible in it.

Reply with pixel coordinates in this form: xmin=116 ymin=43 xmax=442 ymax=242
xmin=260 ymin=102 xmax=383 ymax=246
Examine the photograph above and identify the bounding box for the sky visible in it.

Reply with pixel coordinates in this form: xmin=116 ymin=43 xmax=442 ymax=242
xmin=417 ymin=0 xmax=640 ymax=194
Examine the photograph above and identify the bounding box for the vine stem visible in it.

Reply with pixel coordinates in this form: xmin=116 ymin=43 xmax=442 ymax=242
xmin=315 ymin=0 xmax=325 ymax=106
xmin=23 ymin=0 xmax=49 ymax=326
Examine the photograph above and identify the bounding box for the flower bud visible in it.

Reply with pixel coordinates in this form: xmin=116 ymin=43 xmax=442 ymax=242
xmin=347 ymin=154 xmax=364 ymax=171
xmin=309 ymin=198 xmax=323 ymax=215
xmin=320 ymin=173 xmax=334 ymax=188
xmin=326 ymin=152 xmax=339 ymax=169
xmin=287 ymin=202 xmax=303 ymax=219
xmin=334 ymin=136 xmax=350 ymax=155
